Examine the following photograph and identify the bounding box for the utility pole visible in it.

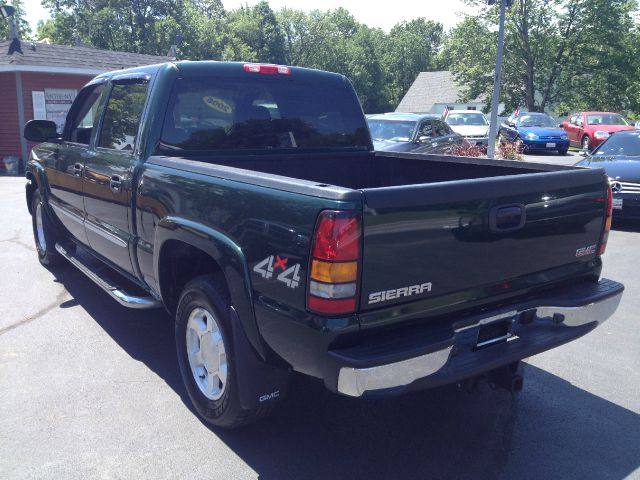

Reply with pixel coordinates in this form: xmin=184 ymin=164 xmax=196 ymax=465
xmin=486 ymin=0 xmax=510 ymax=159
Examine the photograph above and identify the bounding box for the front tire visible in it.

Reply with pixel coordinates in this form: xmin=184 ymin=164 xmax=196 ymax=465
xmin=31 ymin=189 xmax=62 ymax=267
xmin=175 ymin=274 xmax=275 ymax=428
xmin=581 ymin=135 xmax=591 ymax=152
xmin=558 ymin=147 xmax=569 ymax=155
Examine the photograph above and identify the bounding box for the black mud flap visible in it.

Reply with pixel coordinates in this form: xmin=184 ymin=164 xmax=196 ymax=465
xmin=230 ymin=307 xmax=290 ymax=410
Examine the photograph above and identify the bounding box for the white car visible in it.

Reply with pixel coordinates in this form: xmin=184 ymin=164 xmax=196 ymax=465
xmin=444 ymin=110 xmax=490 ymax=149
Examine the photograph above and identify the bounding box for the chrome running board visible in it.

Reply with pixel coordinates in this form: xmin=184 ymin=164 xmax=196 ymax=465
xmin=55 ymin=243 xmax=162 ymax=309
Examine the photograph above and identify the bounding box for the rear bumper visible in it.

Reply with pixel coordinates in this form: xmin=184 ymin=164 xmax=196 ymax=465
xmin=333 ymin=278 xmax=623 ymax=397
xmin=464 ymin=136 xmax=489 ymax=147
xmin=256 ymin=278 xmax=623 ymax=398
xmin=612 ymin=193 xmax=640 ymax=219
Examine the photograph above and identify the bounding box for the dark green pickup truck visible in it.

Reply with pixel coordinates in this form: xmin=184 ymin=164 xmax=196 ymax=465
xmin=24 ymin=61 xmax=623 ymax=428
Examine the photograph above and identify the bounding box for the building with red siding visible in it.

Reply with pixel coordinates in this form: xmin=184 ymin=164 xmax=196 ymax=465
xmin=1 ymin=37 xmax=167 ymax=173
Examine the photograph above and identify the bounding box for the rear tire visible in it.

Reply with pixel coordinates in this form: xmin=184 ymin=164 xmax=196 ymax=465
xmin=175 ymin=274 xmax=276 ymax=428
xmin=31 ymin=189 xmax=62 ymax=267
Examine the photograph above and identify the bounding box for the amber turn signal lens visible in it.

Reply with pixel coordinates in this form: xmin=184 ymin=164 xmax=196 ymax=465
xmin=310 ymin=260 xmax=357 ymax=284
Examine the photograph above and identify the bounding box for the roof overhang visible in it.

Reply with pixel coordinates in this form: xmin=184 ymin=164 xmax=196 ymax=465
xmin=0 ymin=65 xmax=106 ymax=75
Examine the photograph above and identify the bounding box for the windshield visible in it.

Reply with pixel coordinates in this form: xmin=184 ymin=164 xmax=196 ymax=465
xmin=586 ymin=114 xmax=628 ymax=126
xmin=446 ymin=113 xmax=488 ymax=126
xmin=159 ymin=77 xmax=370 ymax=153
xmin=593 ymin=132 xmax=640 ymax=157
xmin=367 ymin=119 xmax=417 ymax=142
xmin=518 ymin=115 xmax=555 ymax=128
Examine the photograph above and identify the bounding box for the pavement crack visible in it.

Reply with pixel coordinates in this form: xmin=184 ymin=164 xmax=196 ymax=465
xmin=0 ymin=230 xmax=32 ymax=252
xmin=0 ymin=287 xmax=69 ymax=336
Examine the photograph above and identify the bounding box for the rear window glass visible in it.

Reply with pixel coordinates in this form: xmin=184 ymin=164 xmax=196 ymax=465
xmin=159 ymin=76 xmax=370 ymax=153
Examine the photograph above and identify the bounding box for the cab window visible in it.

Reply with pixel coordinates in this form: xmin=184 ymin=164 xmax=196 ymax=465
xmin=98 ymin=83 xmax=149 ymax=151
xmin=64 ymin=84 xmax=105 ymax=145
xmin=433 ymin=120 xmax=451 ymax=137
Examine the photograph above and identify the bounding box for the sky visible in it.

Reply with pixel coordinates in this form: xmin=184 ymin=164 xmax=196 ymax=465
xmin=20 ymin=0 xmax=476 ymax=34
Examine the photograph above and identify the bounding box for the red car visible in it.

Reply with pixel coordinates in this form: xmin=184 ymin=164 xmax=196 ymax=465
xmin=561 ymin=111 xmax=636 ymax=151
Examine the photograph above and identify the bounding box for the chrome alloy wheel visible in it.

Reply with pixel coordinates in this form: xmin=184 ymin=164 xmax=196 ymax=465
xmin=35 ymin=202 xmax=47 ymax=252
xmin=186 ymin=307 xmax=228 ymax=400
xmin=582 ymin=136 xmax=590 ymax=152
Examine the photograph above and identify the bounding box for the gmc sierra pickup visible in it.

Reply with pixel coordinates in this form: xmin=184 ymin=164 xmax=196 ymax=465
xmin=24 ymin=61 xmax=623 ymax=428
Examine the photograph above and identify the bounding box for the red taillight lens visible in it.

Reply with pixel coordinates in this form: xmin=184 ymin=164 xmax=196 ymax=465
xmin=599 ymin=183 xmax=613 ymax=255
xmin=312 ymin=211 xmax=360 ymax=262
xmin=243 ymin=64 xmax=291 ymax=75
xmin=308 ymin=210 xmax=361 ymax=316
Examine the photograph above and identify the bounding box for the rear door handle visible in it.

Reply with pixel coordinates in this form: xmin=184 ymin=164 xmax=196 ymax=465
xmin=110 ymin=175 xmax=123 ymax=193
xmin=73 ymin=163 xmax=83 ymax=177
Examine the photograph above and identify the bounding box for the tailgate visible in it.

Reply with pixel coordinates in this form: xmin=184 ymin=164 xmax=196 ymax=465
xmin=359 ymin=168 xmax=607 ymax=312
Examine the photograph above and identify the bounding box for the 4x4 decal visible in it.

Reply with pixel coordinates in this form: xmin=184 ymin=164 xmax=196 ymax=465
xmin=253 ymin=255 xmax=301 ymax=289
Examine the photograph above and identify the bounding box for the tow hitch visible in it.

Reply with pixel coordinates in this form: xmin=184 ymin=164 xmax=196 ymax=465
xmin=459 ymin=361 xmax=524 ymax=394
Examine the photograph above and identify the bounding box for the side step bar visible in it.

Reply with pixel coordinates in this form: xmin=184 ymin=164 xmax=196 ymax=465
xmin=55 ymin=243 xmax=162 ymax=309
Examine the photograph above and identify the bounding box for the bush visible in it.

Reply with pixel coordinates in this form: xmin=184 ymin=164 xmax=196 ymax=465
xmin=446 ymin=143 xmax=486 ymax=158
xmin=497 ymin=141 xmax=524 ymax=161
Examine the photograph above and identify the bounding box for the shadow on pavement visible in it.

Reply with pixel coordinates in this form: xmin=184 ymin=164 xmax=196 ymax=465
xmin=612 ymin=219 xmax=640 ymax=232
xmin=52 ymin=264 xmax=640 ymax=480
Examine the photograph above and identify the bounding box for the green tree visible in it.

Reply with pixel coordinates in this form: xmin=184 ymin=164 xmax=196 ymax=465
xmin=382 ymin=19 xmax=444 ymax=107
xmin=441 ymin=0 xmax=639 ymax=114
xmin=223 ymin=1 xmax=285 ymax=63
xmin=0 ymin=0 xmax=31 ymax=40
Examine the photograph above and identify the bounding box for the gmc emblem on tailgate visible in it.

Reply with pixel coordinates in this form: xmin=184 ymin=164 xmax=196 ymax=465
xmin=576 ymin=244 xmax=596 ymax=257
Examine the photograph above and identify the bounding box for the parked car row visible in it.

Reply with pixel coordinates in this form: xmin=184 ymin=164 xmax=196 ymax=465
xmin=497 ymin=110 xmax=637 ymax=156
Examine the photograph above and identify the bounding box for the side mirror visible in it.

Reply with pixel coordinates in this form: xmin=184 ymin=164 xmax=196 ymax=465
xmin=418 ymin=135 xmax=431 ymax=143
xmin=24 ymin=120 xmax=60 ymax=143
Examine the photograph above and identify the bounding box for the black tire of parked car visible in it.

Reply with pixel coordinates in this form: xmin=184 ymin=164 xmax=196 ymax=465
xmin=558 ymin=147 xmax=569 ymax=155
xmin=30 ymin=189 xmax=62 ymax=267
xmin=175 ymin=274 xmax=275 ymax=429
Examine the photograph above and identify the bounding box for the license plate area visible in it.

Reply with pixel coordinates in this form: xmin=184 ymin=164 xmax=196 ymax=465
xmin=613 ymin=198 xmax=623 ymax=210
xmin=546 ymin=142 xmax=556 ymax=148
xmin=475 ymin=319 xmax=512 ymax=350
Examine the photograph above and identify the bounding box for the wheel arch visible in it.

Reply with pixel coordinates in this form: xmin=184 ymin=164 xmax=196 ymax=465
xmin=154 ymin=216 xmax=265 ymax=359
xmin=25 ymin=162 xmax=47 ymax=215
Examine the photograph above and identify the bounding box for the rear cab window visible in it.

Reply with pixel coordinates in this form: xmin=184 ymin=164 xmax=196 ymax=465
xmin=158 ymin=73 xmax=370 ymax=154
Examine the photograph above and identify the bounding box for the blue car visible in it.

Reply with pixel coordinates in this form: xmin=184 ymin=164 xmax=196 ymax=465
xmin=498 ymin=112 xmax=570 ymax=155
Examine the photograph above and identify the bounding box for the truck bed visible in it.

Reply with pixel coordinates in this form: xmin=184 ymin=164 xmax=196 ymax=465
xmin=154 ymin=150 xmax=562 ymax=190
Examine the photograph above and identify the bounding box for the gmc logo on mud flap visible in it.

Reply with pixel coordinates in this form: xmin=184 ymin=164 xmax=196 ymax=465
xmin=259 ymin=391 xmax=280 ymax=402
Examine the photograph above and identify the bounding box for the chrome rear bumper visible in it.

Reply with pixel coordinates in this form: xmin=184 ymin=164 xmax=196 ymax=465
xmin=337 ymin=280 xmax=623 ymax=397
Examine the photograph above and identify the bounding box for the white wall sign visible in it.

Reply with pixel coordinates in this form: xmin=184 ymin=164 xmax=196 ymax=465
xmin=32 ymin=91 xmax=46 ymax=120
xmin=44 ymin=88 xmax=77 ymax=132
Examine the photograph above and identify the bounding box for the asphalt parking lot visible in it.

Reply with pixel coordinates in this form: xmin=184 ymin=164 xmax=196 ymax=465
xmin=1 ymin=173 xmax=639 ymax=480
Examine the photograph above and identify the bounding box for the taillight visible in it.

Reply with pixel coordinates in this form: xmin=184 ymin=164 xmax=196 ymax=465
xmin=243 ymin=63 xmax=291 ymax=75
xmin=308 ymin=210 xmax=361 ymax=315
xmin=599 ymin=183 xmax=613 ymax=255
